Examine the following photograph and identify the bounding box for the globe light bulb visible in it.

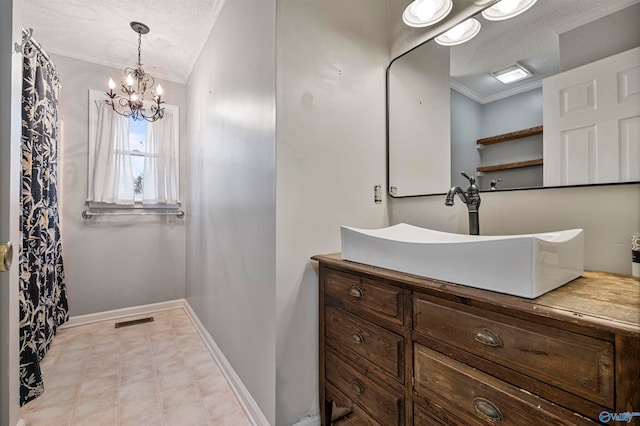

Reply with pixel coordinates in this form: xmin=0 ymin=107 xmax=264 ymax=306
xmin=108 ymin=78 xmax=116 ymax=90
xmin=131 ymin=94 xmax=138 ymax=102
xmin=413 ymin=0 xmax=437 ymax=21
xmin=496 ymin=0 xmax=520 ymax=14
xmin=445 ymin=21 xmax=467 ymax=41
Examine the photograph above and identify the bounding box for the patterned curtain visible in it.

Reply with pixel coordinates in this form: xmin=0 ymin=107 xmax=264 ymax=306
xmin=19 ymin=41 xmax=69 ymax=406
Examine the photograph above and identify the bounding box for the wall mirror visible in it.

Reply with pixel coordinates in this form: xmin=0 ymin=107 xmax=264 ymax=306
xmin=388 ymin=0 xmax=640 ymax=197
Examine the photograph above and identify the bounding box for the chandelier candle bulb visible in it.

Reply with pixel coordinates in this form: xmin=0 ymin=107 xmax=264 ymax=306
xmin=108 ymin=78 xmax=116 ymax=90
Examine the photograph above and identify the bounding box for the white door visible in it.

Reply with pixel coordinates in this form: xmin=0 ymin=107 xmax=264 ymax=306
xmin=543 ymin=47 xmax=640 ymax=186
xmin=0 ymin=0 xmax=22 ymax=425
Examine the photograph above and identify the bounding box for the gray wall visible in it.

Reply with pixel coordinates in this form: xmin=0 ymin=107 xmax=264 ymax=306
xmin=480 ymin=88 xmax=542 ymax=138
xmin=451 ymin=88 xmax=543 ymax=190
xmin=450 ymin=89 xmax=482 ymax=189
xmin=52 ymin=54 xmax=187 ymax=316
xmin=185 ymin=0 xmax=277 ymax=423
xmin=560 ymin=2 xmax=640 ymax=71
xmin=276 ymin=1 xmax=389 ymax=424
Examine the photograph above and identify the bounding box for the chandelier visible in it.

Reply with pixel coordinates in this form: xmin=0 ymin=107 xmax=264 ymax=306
xmin=106 ymin=22 xmax=164 ymax=122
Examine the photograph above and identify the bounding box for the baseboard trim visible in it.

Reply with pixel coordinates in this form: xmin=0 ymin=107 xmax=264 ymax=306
xmin=183 ymin=302 xmax=270 ymax=426
xmin=60 ymin=299 xmax=187 ymax=328
xmin=292 ymin=415 xmax=320 ymax=426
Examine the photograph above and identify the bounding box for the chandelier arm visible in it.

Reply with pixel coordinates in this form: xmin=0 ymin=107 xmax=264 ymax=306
xmin=106 ymin=98 xmax=133 ymax=119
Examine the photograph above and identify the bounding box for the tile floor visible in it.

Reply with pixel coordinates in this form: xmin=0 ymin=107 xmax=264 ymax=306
xmin=19 ymin=308 xmax=252 ymax=426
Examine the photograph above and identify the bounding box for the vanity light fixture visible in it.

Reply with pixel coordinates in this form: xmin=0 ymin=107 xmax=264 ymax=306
xmin=491 ymin=62 xmax=532 ymax=84
xmin=435 ymin=18 xmax=481 ymax=46
xmin=106 ymin=22 xmax=164 ymax=122
xmin=481 ymin=0 xmax=538 ymax=21
xmin=403 ymin=0 xmax=453 ymax=28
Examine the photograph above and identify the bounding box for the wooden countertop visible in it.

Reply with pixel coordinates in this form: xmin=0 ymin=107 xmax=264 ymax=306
xmin=312 ymin=253 xmax=640 ymax=337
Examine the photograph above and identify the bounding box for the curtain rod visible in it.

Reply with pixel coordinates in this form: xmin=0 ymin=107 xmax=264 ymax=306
xmin=15 ymin=28 xmax=53 ymax=65
xmin=82 ymin=210 xmax=185 ymax=219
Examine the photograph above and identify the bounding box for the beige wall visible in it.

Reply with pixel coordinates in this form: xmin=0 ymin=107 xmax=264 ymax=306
xmin=275 ymin=1 xmax=390 ymax=424
xmin=559 ymin=2 xmax=640 ymax=71
xmin=52 ymin=54 xmax=187 ymax=316
xmin=389 ymin=184 xmax=640 ymax=275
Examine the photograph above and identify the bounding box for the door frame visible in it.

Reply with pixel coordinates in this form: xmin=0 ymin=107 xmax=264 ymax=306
xmin=0 ymin=0 xmax=23 ymax=424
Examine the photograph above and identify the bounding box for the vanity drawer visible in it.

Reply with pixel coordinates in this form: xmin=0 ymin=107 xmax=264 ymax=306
xmin=413 ymin=294 xmax=614 ymax=407
xmin=414 ymin=344 xmax=596 ymax=425
xmin=414 ymin=403 xmax=449 ymax=425
xmin=325 ymin=305 xmax=404 ymax=381
xmin=326 ymin=348 xmax=404 ymax=426
xmin=325 ymin=268 xmax=403 ymax=325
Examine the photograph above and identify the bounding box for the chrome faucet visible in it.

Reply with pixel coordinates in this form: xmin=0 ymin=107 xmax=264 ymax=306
xmin=445 ymin=172 xmax=481 ymax=235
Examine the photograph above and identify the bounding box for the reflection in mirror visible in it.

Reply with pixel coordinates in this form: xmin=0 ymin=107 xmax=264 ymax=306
xmin=388 ymin=0 xmax=640 ymax=197
xmin=388 ymin=42 xmax=450 ymax=197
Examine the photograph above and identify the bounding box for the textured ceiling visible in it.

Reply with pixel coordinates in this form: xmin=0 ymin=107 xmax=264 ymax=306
xmin=449 ymin=0 xmax=640 ymax=103
xmin=23 ymin=0 xmax=637 ymax=92
xmin=22 ymin=0 xmax=225 ymax=84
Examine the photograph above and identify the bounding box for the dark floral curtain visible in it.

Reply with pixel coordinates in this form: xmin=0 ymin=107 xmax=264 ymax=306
xmin=19 ymin=41 xmax=69 ymax=406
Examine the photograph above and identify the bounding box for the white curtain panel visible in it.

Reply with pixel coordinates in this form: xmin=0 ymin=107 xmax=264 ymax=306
xmin=143 ymin=110 xmax=178 ymax=205
xmin=91 ymin=101 xmax=134 ymax=204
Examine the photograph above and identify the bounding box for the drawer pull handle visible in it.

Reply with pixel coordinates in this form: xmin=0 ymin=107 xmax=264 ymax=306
xmin=351 ymin=332 xmax=364 ymax=344
xmin=473 ymin=398 xmax=503 ymax=422
xmin=473 ymin=328 xmax=503 ymax=348
xmin=349 ymin=286 xmax=363 ymax=298
xmin=351 ymin=381 xmax=364 ymax=395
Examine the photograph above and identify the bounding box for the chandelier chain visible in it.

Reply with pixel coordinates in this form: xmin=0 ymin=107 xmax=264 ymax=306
xmin=137 ymin=31 xmax=142 ymax=67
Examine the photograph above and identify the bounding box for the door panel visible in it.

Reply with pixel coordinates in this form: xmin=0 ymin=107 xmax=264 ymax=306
xmin=544 ymin=47 xmax=640 ymax=186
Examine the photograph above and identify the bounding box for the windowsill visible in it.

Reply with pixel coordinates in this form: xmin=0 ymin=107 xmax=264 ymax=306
xmin=86 ymin=201 xmax=182 ymax=210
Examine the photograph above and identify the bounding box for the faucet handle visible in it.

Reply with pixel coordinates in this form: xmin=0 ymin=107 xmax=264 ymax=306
xmin=490 ymin=178 xmax=503 ymax=191
xmin=461 ymin=171 xmax=475 ymax=185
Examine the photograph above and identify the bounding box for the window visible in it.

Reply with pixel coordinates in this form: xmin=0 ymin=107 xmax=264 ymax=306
xmin=129 ymin=118 xmax=147 ymax=202
xmin=87 ymin=89 xmax=179 ymax=207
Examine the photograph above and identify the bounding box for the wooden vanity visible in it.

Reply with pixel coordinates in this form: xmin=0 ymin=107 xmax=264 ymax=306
xmin=312 ymin=253 xmax=640 ymax=425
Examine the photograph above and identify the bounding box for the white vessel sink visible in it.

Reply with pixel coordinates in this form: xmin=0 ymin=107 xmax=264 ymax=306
xmin=341 ymin=224 xmax=584 ymax=298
